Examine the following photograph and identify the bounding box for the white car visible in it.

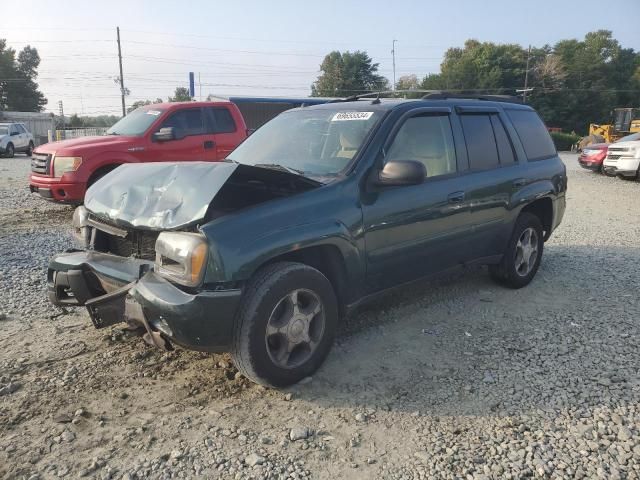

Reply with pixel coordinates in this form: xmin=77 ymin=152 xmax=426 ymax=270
xmin=0 ymin=122 xmax=35 ymax=157
xmin=602 ymin=132 xmax=640 ymax=179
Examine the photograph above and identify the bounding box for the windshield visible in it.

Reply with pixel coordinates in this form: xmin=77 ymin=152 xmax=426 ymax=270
xmin=228 ymin=108 xmax=382 ymax=177
xmin=0 ymin=127 xmax=7 ymax=136
xmin=616 ymin=132 xmax=640 ymax=143
xmin=106 ymin=107 xmax=165 ymax=136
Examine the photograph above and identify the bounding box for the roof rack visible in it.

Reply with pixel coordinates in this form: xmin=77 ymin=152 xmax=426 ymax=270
xmin=421 ymin=91 xmax=523 ymax=104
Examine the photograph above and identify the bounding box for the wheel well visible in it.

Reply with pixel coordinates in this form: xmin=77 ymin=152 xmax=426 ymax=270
xmin=263 ymin=245 xmax=349 ymax=316
xmin=521 ymin=197 xmax=553 ymax=240
xmin=88 ymin=164 xmax=120 ymax=186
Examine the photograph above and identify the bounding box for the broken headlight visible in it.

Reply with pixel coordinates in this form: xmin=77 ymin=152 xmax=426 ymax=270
xmin=154 ymin=232 xmax=208 ymax=287
xmin=71 ymin=206 xmax=90 ymax=248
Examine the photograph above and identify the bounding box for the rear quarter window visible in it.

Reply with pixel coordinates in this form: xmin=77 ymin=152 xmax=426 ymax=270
xmin=505 ymin=110 xmax=557 ymax=161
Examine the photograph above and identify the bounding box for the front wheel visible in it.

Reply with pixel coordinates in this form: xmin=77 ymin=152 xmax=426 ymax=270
xmin=26 ymin=141 xmax=34 ymax=156
xmin=5 ymin=143 xmax=14 ymax=158
xmin=232 ymin=262 xmax=338 ymax=387
xmin=489 ymin=212 xmax=544 ymax=289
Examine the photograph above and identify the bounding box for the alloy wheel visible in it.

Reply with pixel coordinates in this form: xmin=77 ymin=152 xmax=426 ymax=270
xmin=514 ymin=227 xmax=539 ymax=277
xmin=265 ymin=288 xmax=325 ymax=369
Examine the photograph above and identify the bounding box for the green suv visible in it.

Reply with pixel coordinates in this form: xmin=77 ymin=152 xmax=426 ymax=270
xmin=48 ymin=94 xmax=567 ymax=387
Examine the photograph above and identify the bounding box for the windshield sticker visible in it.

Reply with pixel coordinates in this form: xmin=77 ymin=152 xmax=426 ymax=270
xmin=146 ymin=110 xmax=162 ymax=116
xmin=331 ymin=112 xmax=374 ymax=121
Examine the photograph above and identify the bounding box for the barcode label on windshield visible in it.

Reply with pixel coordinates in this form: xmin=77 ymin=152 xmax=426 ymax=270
xmin=332 ymin=112 xmax=374 ymax=121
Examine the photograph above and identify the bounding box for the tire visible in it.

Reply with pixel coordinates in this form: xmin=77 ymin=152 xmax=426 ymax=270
xmin=25 ymin=141 xmax=34 ymax=157
xmin=5 ymin=143 xmax=14 ymax=158
xmin=232 ymin=261 xmax=338 ymax=387
xmin=489 ymin=212 xmax=544 ymax=289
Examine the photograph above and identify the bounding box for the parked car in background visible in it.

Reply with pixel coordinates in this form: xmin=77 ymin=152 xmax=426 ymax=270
xmin=29 ymin=101 xmax=248 ymax=203
xmin=47 ymin=94 xmax=566 ymax=387
xmin=0 ymin=122 xmax=35 ymax=157
xmin=578 ymin=143 xmax=609 ymax=172
xmin=602 ymin=132 xmax=640 ymax=179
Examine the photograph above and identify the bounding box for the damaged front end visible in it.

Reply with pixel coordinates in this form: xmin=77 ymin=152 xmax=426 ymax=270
xmin=49 ymin=161 xmax=320 ymax=351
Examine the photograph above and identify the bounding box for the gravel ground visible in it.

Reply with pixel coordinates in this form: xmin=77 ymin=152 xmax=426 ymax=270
xmin=1 ymin=153 xmax=639 ymax=480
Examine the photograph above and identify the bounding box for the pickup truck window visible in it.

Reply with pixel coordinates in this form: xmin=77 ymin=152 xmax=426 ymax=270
xmin=160 ymin=108 xmax=205 ymax=137
xmin=461 ymin=114 xmax=500 ymax=171
xmin=107 ymin=107 xmax=167 ymax=136
xmin=228 ymin=109 xmax=383 ymax=177
xmin=506 ymin=109 xmax=557 ymax=160
xmin=205 ymin=107 xmax=236 ymax=134
xmin=386 ymin=114 xmax=457 ymax=178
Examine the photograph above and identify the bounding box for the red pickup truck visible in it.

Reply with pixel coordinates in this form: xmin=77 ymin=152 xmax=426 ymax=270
xmin=29 ymin=101 xmax=248 ymax=203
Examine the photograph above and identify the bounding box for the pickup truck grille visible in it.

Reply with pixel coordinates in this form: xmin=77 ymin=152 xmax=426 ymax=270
xmin=31 ymin=153 xmax=51 ymax=175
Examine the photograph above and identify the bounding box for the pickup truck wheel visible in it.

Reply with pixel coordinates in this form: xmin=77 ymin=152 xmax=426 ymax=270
xmin=232 ymin=262 xmax=338 ymax=387
xmin=489 ymin=212 xmax=544 ymax=289
xmin=5 ymin=143 xmax=14 ymax=158
xmin=26 ymin=141 xmax=34 ymax=156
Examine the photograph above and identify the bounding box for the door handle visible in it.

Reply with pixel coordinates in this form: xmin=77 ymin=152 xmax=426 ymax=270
xmin=447 ymin=191 xmax=465 ymax=203
xmin=203 ymin=140 xmax=215 ymax=149
xmin=513 ymin=178 xmax=527 ymax=187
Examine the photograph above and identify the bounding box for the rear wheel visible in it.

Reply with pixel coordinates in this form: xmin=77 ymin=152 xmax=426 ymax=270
xmin=232 ymin=262 xmax=338 ymax=387
xmin=5 ymin=143 xmax=14 ymax=158
xmin=490 ymin=212 xmax=544 ymax=289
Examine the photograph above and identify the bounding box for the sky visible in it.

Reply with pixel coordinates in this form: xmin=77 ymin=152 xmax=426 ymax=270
xmin=3 ymin=0 xmax=640 ymax=116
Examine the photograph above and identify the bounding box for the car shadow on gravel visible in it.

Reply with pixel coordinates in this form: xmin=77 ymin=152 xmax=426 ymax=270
xmin=295 ymin=244 xmax=640 ymax=417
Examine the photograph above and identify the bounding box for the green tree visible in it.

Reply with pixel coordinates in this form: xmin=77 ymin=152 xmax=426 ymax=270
xmin=127 ymin=98 xmax=163 ymax=113
xmin=311 ymin=51 xmax=388 ymax=97
xmin=168 ymin=87 xmax=191 ymax=102
xmin=0 ymin=40 xmax=47 ymax=111
xmin=407 ymin=31 xmax=640 ymax=133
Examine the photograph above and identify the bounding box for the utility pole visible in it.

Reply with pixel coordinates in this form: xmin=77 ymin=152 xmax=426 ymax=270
xmin=523 ymin=44 xmax=531 ymax=103
xmin=391 ymin=39 xmax=397 ymax=91
xmin=117 ymin=26 xmax=126 ymax=116
xmin=58 ymin=100 xmax=65 ymax=140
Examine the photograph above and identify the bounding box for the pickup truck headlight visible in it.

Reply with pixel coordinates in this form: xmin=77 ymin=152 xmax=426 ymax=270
xmin=155 ymin=232 xmax=208 ymax=287
xmin=53 ymin=156 xmax=82 ymax=177
xmin=71 ymin=206 xmax=90 ymax=248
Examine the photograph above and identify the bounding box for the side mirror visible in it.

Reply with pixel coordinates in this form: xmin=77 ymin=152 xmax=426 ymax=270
xmin=375 ymin=160 xmax=426 ymax=187
xmin=153 ymin=127 xmax=176 ymax=142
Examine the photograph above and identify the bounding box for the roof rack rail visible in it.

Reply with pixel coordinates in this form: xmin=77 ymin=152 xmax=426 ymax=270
xmin=328 ymin=91 xmax=392 ymax=103
xmin=421 ymin=91 xmax=523 ymax=104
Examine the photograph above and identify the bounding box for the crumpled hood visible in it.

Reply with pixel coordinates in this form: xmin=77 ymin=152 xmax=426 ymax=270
xmin=84 ymin=162 xmax=239 ymax=230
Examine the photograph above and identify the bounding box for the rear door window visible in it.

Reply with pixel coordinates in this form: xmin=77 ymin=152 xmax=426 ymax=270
xmin=205 ymin=107 xmax=237 ymax=134
xmin=160 ymin=108 xmax=205 ymax=137
xmin=505 ymin=109 xmax=556 ymax=160
xmin=490 ymin=116 xmax=516 ymax=164
xmin=386 ymin=114 xmax=457 ymax=178
xmin=460 ymin=114 xmax=500 ymax=170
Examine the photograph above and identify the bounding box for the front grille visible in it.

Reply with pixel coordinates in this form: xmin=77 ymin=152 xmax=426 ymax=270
xmin=105 ymin=232 xmax=158 ymax=260
xmin=607 ymin=155 xmax=621 ymax=161
xmin=31 ymin=153 xmax=51 ymax=175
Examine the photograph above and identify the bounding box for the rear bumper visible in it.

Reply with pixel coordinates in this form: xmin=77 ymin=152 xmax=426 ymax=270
xmin=29 ymin=174 xmax=86 ymax=202
xmin=48 ymin=250 xmax=241 ymax=352
xmin=578 ymin=158 xmax=602 ymax=171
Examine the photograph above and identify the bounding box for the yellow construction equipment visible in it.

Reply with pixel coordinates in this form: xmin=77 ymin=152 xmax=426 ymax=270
xmin=588 ymin=107 xmax=640 ymax=143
